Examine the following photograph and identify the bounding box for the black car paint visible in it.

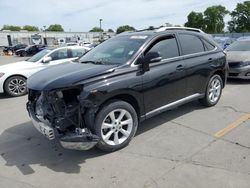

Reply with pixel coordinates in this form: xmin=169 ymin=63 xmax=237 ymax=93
xmin=15 ymin=45 xmax=46 ymax=56
xmin=27 ymin=30 xmax=227 ymax=149
xmin=3 ymin=44 xmax=27 ymax=53
xmin=27 ymin=62 xmax=117 ymax=91
xmin=28 ymin=31 xmax=226 ymax=119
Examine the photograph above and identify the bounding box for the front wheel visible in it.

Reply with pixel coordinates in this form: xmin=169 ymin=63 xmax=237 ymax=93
xmin=21 ymin=51 xmax=27 ymax=57
xmin=199 ymin=74 xmax=223 ymax=107
xmin=4 ymin=76 xmax=27 ymax=97
xmin=94 ymin=100 xmax=138 ymax=152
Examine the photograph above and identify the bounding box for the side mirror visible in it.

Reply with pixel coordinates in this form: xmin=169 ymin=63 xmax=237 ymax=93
xmin=42 ymin=56 xmax=52 ymax=63
xmin=144 ymin=51 xmax=162 ymax=64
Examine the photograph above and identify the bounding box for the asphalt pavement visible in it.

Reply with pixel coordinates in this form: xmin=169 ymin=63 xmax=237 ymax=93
xmin=0 ymin=56 xmax=250 ymax=188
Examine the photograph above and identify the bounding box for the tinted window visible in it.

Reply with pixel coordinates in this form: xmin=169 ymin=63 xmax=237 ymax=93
xmin=146 ymin=37 xmax=179 ymax=60
xmin=179 ymin=34 xmax=204 ymax=55
xmin=49 ymin=48 xmax=69 ymax=60
xmin=72 ymin=49 xmax=87 ymax=58
xmin=202 ymin=39 xmax=215 ymax=51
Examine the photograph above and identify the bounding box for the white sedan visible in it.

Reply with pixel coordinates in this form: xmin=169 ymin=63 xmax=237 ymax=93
xmin=0 ymin=46 xmax=90 ymax=97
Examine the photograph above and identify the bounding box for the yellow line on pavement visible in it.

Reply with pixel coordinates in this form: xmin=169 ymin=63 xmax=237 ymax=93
xmin=214 ymin=113 xmax=250 ymax=138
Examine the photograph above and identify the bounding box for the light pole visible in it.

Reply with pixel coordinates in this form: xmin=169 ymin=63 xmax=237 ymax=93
xmin=43 ymin=25 xmax=47 ymax=45
xmin=99 ymin=19 xmax=103 ymax=43
xmin=99 ymin=19 xmax=103 ymax=31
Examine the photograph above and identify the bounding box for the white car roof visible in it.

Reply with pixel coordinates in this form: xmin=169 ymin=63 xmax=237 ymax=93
xmin=54 ymin=45 xmax=91 ymax=51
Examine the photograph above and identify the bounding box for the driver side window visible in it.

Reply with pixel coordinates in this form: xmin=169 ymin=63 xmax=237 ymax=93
xmin=146 ymin=37 xmax=180 ymax=61
xmin=49 ymin=48 xmax=69 ymax=61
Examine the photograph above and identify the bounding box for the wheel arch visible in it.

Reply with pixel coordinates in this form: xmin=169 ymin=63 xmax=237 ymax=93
xmin=3 ymin=74 xmax=27 ymax=92
xmin=212 ymin=70 xmax=226 ymax=88
xmin=99 ymin=93 xmax=142 ymax=119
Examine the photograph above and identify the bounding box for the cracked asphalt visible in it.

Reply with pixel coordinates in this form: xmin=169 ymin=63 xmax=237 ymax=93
xmin=0 ymin=56 xmax=250 ymax=188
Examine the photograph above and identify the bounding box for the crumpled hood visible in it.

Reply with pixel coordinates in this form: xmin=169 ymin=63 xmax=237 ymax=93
xmin=27 ymin=62 xmax=117 ymax=91
xmin=227 ymin=51 xmax=250 ymax=62
xmin=0 ymin=61 xmax=34 ymax=72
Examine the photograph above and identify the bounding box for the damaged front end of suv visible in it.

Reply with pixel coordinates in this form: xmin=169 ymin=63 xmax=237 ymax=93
xmin=27 ymin=87 xmax=100 ymax=150
xmin=26 ymin=61 xmax=118 ymax=150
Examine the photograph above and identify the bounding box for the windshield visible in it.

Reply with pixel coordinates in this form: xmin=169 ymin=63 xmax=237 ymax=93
xmin=27 ymin=49 xmax=52 ymax=62
xmin=78 ymin=35 xmax=148 ymax=65
xmin=227 ymin=41 xmax=250 ymax=51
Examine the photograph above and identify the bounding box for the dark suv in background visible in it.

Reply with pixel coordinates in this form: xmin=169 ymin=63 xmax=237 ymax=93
xmin=27 ymin=29 xmax=227 ymax=152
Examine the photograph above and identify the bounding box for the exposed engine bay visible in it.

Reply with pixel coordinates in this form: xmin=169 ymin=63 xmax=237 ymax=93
xmin=27 ymin=88 xmax=99 ymax=150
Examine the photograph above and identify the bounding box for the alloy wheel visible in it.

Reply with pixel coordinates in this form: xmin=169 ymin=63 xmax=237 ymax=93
xmin=8 ymin=78 xmax=27 ymax=96
xmin=101 ymin=109 xmax=133 ymax=146
xmin=208 ymin=77 xmax=221 ymax=103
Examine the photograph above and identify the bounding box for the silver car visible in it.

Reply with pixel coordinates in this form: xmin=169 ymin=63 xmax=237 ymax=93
xmin=227 ymin=39 xmax=250 ymax=79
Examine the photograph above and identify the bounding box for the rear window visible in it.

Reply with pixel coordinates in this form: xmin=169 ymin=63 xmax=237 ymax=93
xmin=179 ymin=34 xmax=205 ymax=55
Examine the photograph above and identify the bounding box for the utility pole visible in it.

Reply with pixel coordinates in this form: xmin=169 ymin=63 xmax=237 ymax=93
xmin=99 ymin=19 xmax=103 ymax=31
xmin=43 ymin=25 xmax=47 ymax=45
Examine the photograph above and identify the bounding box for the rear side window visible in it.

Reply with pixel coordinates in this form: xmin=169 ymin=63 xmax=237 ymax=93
xmin=72 ymin=49 xmax=87 ymax=57
xmin=202 ymin=39 xmax=215 ymax=51
xmin=179 ymin=34 xmax=205 ymax=55
xmin=146 ymin=37 xmax=179 ymax=60
xmin=49 ymin=48 xmax=69 ymax=60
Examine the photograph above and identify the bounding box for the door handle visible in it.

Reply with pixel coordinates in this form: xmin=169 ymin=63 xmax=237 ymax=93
xmin=176 ymin=65 xmax=184 ymax=71
xmin=208 ymin=58 xmax=213 ymax=62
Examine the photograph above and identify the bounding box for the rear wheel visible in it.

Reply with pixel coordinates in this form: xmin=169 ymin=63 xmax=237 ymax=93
xmin=4 ymin=76 xmax=27 ymax=97
xmin=94 ymin=100 xmax=138 ymax=152
xmin=199 ymin=74 xmax=223 ymax=107
xmin=21 ymin=51 xmax=27 ymax=57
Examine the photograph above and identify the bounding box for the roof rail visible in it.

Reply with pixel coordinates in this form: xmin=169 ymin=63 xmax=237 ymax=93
xmin=156 ymin=27 xmax=204 ymax=33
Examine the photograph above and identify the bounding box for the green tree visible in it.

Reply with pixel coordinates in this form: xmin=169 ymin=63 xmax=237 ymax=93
xmin=203 ymin=5 xmax=229 ymax=33
xmin=228 ymin=1 xmax=250 ymax=32
xmin=89 ymin=27 xmax=104 ymax=32
xmin=23 ymin=25 xmax=39 ymax=31
xmin=1 ymin=25 xmax=21 ymax=31
xmin=107 ymin=28 xmax=114 ymax=32
xmin=116 ymin=25 xmax=135 ymax=34
xmin=184 ymin=11 xmax=204 ymax=30
xmin=46 ymin=24 xmax=64 ymax=32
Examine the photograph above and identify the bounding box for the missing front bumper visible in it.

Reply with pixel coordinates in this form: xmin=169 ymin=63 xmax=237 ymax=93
xmin=27 ymin=102 xmax=99 ymax=150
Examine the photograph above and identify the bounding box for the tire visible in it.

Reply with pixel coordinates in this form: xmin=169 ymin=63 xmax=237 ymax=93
xmin=21 ymin=51 xmax=27 ymax=57
xmin=94 ymin=100 xmax=138 ymax=152
xmin=199 ymin=74 xmax=223 ymax=107
xmin=4 ymin=76 xmax=27 ymax=97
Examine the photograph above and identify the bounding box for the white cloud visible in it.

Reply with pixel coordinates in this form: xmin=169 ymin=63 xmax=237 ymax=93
xmin=0 ymin=0 xmax=243 ymax=31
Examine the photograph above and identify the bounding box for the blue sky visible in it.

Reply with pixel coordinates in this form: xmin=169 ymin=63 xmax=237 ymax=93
xmin=0 ymin=0 xmax=244 ymax=31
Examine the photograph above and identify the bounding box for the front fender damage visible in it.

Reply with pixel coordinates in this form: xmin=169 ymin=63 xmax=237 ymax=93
xmin=27 ymin=88 xmax=100 ymax=150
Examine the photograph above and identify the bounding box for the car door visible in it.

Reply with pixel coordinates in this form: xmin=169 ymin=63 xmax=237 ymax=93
xmin=177 ymin=33 xmax=217 ymax=95
xmin=142 ymin=35 xmax=187 ymax=116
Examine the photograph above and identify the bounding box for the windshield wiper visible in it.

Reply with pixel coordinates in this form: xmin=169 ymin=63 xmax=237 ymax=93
xmin=80 ymin=60 xmax=105 ymax=65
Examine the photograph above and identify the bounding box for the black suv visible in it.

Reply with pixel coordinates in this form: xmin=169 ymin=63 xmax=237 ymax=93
xmin=27 ymin=30 xmax=227 ymax=152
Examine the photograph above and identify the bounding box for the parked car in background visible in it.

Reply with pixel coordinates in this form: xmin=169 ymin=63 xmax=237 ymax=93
xmin=213 ymin=37 xmax=234 ymax=49
xmin=26 ymin=29 xmax=227 ymax=152
xmin=15 ymin=44 xmax=47 ymax=57
xmin=237 ymin=36 xmax=250 ymax=41
xmin=3 ymin=43 xmax=27 ymax=55
xmin=226 ymin=39 xmax=250 ymax=79
xmin=65 ymin=42 xmax=78 ymax=46
xmin=0 ymin=46 xmax=90 ymax=97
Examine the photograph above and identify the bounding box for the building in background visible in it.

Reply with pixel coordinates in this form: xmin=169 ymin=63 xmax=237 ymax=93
xmin=0 ymin=31 xmax=115 ymax=46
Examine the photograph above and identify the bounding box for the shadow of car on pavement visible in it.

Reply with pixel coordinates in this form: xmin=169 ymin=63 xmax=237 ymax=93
xmin=0 ymin=101 xmax=205 ymax=175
